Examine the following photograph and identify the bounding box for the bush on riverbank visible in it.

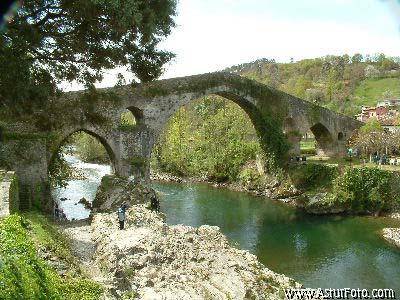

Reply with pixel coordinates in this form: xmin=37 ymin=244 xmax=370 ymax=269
xmin=332 ymin=167 xmax=400 ymax=214
xmin=0 ymin=213 xmax=102 ymax=300
xmin=306 ymin=167 xmax=400 ymax=215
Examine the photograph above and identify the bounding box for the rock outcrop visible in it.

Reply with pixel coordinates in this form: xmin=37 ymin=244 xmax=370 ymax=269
xmin=88 ymin=205 xmax=300 ymax=299
xmin=382 ymin=228 xmax=400 ymax=249
xmin=303 ymin=193 xmax=346 ymax=215
xmin=92 ymin=175 xmax=158 ymax=213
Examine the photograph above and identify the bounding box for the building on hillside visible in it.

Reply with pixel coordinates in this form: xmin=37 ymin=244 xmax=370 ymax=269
xmin=355 ymin=106 xmax=389 ymax=122
xmin=376 ymin=98 xmax=400 ymax=108
xmin=355 ymin=98 xmax=400 ymax=132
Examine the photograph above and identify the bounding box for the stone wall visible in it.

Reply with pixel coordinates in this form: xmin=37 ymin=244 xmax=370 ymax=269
xmin=0 ymin=170 xmax=19 ymax=217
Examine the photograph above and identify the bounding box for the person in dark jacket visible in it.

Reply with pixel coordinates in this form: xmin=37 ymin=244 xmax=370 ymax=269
xmin=150 ymin=195 xmax=160 ymax=212
xmin=117 ymin=202 xmax=128 ymax=230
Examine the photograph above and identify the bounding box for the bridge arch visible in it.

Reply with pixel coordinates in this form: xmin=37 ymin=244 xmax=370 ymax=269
xmin=310 ymin=122 xmax=334 ymax=156
xmin=152 ymin=89 xmax=279 ymax=161
xmin=49 ymin=128 xmax=117 ymax=175
xmin=127 ymin=106 xmax=144 ymax=125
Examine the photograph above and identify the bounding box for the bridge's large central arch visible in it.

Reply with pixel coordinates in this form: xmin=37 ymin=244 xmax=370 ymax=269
xmin=151 ymin=93 xmax=265 ymax=182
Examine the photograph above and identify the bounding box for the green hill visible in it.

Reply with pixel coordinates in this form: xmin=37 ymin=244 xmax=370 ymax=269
xmin=353 ymin=77 xmax=400 ymax=107
xmin=225 ymin=54 xmax=400 ymax=116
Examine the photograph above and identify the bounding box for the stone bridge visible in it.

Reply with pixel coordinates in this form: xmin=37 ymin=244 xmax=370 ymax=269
xmin=0 ymin=72 xmax=361 ymax=210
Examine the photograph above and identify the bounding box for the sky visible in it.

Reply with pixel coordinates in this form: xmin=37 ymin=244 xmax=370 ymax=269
xmin=62 ymin=0 xmax=400 ymax=91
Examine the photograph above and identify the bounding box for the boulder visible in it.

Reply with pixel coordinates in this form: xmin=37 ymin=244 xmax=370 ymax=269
xmin=304 ymin=193 xmax=346 ymax=215
xmin=382 ymin=228 xmax=400 ymax=249
xmin=92 ymin=175 xmax=159 ymax=213
xmin=78 ymin=197 xmax=92 ymax=209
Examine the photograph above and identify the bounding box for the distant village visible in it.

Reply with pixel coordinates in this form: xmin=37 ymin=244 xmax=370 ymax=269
xmin=355 ymin=98 xmax=400 ymax=132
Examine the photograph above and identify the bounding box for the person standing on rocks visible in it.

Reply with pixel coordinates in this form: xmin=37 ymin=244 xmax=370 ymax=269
xmin=117 ymin=203 xmax=128 ymax=230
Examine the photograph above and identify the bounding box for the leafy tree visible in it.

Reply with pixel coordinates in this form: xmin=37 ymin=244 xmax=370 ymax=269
xmin=359 ymin=117 xmax=384 ymax=134
xmin=382 ymin=90 xmax=394 ymax=99
xmin=350 ymin=118 xmax=390 ymax=157
xmin=351 ymin=53 xmax=363 ymax=64
xmin=381 ymin=58 xmax=398 ymax=71
xmin=0 ymin=0 xmax=177 ymax=114
xmin=294 ymin=75 xmax=312 ymax=98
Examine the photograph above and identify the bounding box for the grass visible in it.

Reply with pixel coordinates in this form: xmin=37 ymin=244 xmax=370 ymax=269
xmin=353 ymin=77 xmax=400 ymax=107
xmin=22 ymin=212 xmax=77 ymax=267
xmin=0 ymin=212 xmax=103 ymax=300
xmin=325 ymin=76 xmax=400 ymax=116
xmin=300 ymin=140 xmax=315 ymax=150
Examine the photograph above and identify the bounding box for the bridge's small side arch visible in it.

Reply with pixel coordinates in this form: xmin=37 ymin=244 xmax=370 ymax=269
xmin=127 ymin=106 xmax=144 ymax=124
xmin=48 ymin=129 xmax=117 ymax=175
xmin=338 ymin=132 xmax=344 ymax=141
xmin=310 ymin=122 xmax=334 ymax=156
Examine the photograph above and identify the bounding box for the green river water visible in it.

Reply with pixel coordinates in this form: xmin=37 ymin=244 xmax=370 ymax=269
xmin=153 ymin=181 xmax=400 ymax=291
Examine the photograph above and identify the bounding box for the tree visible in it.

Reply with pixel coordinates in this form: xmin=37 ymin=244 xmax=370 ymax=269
xmin=305 ymin=88 xmax=324 ymax=103
xmin=0 ymin=0 xmax=177 ymax=114
xmin=351 ymin=53 xmax=363 ymax=64
xmin=294 ymin=75 xmax=312 ymax=98
xmin=382 ymin=90 xmax=394 ymax=100
xmin=351 ymin=118 xmax=391 ymax=156
xmin=360 ymin=118 xmax=384 ymax=134
xmin=381 ymin=58 xmax=398 ymax=71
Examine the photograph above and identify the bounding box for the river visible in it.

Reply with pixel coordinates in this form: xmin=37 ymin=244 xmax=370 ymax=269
xmin=53 ymin=155 xmax=400 ymax=291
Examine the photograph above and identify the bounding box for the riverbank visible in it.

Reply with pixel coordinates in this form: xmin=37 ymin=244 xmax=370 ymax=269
xmin=150 ymin=171 xmax=301 ymax=206
xmin=151 ymin=164 xmax=400 ymax=218
xmin=62 ymin=204 xmax=301 ymax=299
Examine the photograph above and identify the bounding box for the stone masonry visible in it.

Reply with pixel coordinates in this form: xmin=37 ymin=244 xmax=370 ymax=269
xmin=0 ymin=170 xmax=19 ymax=217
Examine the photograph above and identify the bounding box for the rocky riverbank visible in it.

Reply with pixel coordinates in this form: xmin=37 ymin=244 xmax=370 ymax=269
xmin=382 ymin=228 xmax=400 ymax=249
xmin=63 ymin=204 xmax=301 ymax=299
xmin=150 ymin=171 xmax=302 ymax=206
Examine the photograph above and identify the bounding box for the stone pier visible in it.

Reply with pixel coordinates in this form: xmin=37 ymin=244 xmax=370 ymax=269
xmin=0 ymin=170 xmax=19 ymax=217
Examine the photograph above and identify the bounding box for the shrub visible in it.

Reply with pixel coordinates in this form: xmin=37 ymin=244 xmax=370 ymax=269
xmin=332 ymin=167 xmax=400 ymax=214
xmin=238 ymin=166 xmax=264 ymax=190
xmin=300 ymin=148 xmax=317 ymax=155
